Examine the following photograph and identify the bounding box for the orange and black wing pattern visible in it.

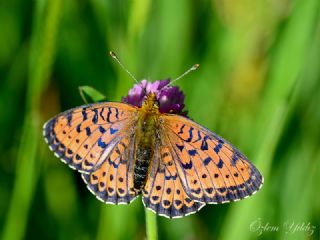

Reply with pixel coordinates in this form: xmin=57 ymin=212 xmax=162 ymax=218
xmin=159 ymin=114 xmax=263 ymax=205
xmin=142 ymin=143 xmax=205 ymax=218
xmin=82 ymin=133 xmax=138 ymax=204
xmin=43 ymin=102 xmax=139 ymax=204
xmin=43 ymin=102 xmax=137 ymax=173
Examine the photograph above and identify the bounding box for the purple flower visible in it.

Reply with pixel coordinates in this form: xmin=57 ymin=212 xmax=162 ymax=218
xmin=122 ymin=79 xmax=186 ymax=115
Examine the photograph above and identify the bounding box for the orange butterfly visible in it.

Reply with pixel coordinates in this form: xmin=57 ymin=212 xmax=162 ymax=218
xmin=43 ymin=61 xmax=263 ymax=219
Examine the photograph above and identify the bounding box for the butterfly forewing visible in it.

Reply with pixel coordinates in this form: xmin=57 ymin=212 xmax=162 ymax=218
xmin=43 ymin=102 xmax=138 ymax=173
xmin=159 ymin=114 xmax=263 ymax=204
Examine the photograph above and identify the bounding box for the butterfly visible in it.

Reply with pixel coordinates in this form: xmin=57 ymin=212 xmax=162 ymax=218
xmin=43 ymin=78 xmax=263 ymax=219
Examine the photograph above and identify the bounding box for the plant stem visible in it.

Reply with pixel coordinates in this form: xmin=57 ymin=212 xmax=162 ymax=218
xmin=145 ymin=209 xmax=158 ymax=240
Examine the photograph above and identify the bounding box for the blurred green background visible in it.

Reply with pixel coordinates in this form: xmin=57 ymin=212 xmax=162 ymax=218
xmin=1 ymin=0 xmax=320 ymax=239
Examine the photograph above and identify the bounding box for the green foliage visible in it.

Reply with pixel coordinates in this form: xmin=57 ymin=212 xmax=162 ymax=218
xmin=79 ymin=86 xmax=106 ymax=103
xmin=0 ymin=0 xmax=319 ymax=239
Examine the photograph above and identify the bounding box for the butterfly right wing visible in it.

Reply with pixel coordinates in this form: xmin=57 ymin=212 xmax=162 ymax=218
xmin=159 ymin=114 xmax=263 ymax=204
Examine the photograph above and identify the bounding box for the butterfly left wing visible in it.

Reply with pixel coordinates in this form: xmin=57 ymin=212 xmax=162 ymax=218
xmin=142 ymin=142 xmax=205 ymax=218
xmin=158 ymin=114 xmax=263 ymax=204
xmin=43 ymin=102 xmax=138 ymax=173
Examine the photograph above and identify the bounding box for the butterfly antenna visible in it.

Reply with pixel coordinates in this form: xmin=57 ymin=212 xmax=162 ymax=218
xmin=109 ymin=51 xmax=139 ymax=84
xmin=169 ymin=63 xmax=200 ymax=86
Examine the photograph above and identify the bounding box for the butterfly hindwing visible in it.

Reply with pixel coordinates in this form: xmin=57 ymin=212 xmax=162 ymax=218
xmin=82 ymin=133 xmax=138 ymax=204
xmin=43 ymin=102 xmax=137 ymax=173
xmin=142 ymin=144 xmax=205 ymax=218
xmin=160 ymin=114 xmax=263 ymax=204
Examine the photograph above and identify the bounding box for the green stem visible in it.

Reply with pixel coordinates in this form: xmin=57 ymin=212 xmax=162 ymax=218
xmin=145 ymin=209 xmax=158 ymax=240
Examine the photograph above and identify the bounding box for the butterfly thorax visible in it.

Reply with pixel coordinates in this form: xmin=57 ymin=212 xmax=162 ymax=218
xmin=133 ymin=93 xmax=160 ymax=191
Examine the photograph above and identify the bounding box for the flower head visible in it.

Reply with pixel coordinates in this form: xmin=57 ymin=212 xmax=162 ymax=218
xmin=122 ymin=79 xmax=186 ymax=115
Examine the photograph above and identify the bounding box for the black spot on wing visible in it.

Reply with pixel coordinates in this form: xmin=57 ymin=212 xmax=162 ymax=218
xmin=214 ymin=143 xmax=223 ymax=153
xmin=106 ymin=108 xmax=112 ymax=123
xmin=217 ymin=158 xmax=224 ymax=168
xmin=186 ymin=127 xmax=194 ymax=142
xmin=84 ymin=159 xmax=94 ymax=168
xmin=191 ymin=188 xmax=201 ymax=194
xmin=110 ymin=127 xmax=118 ymax=135
xmin=92 ymin=174 xmax=98 ymax=180
xmin=99 ymin=126 xmax=106 ymax=133
xmin=201 ymin=135 xmax=209 ymax=150
xmin=76 ymin=124 xmax=81 ymax=133
xmin=188 ymin=149 xmax=197 ymax=156
xmin=165 ymin=174 xmax=177 ymax=180
xmin=203 ymin=157 xmax=212 ymax=166
xmin=108 ymin=158 xmax=119 ymax=168
xmin=176 ymin=144 xmax=184 ymax=152
xmin=92 ymin=108 xmax=98 ymax=124
xmin=99 ymin=108 xmax=105 ymax=121
xmin=98 ymin=137 xmax=107 ymax=148
xmin=115 ymin=107 xmax=119 ymax=119
xmin=181 ymin=160 xmax=192 ymax=169
xmin=67 ymin=113 xmax=72 ymax=126
xmin=85 ymin=127 xmax=91 ymax=136
xmin=231 ymin=153 xmax=239 ymax=166
xmin=178 ymin=124 xmax=185 ymax=135
xmin=82 ymin=108 xmax=88 ymax=120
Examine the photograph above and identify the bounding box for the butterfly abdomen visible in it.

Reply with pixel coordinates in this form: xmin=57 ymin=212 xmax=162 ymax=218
xmin=133 ymin=112 xmax=158 ymax=191
xmin=134 ymin=146 xmax=153 ymax=190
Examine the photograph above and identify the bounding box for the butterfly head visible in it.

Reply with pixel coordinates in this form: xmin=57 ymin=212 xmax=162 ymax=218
xmin=122 ymin=79 xmax=187 ymax=115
